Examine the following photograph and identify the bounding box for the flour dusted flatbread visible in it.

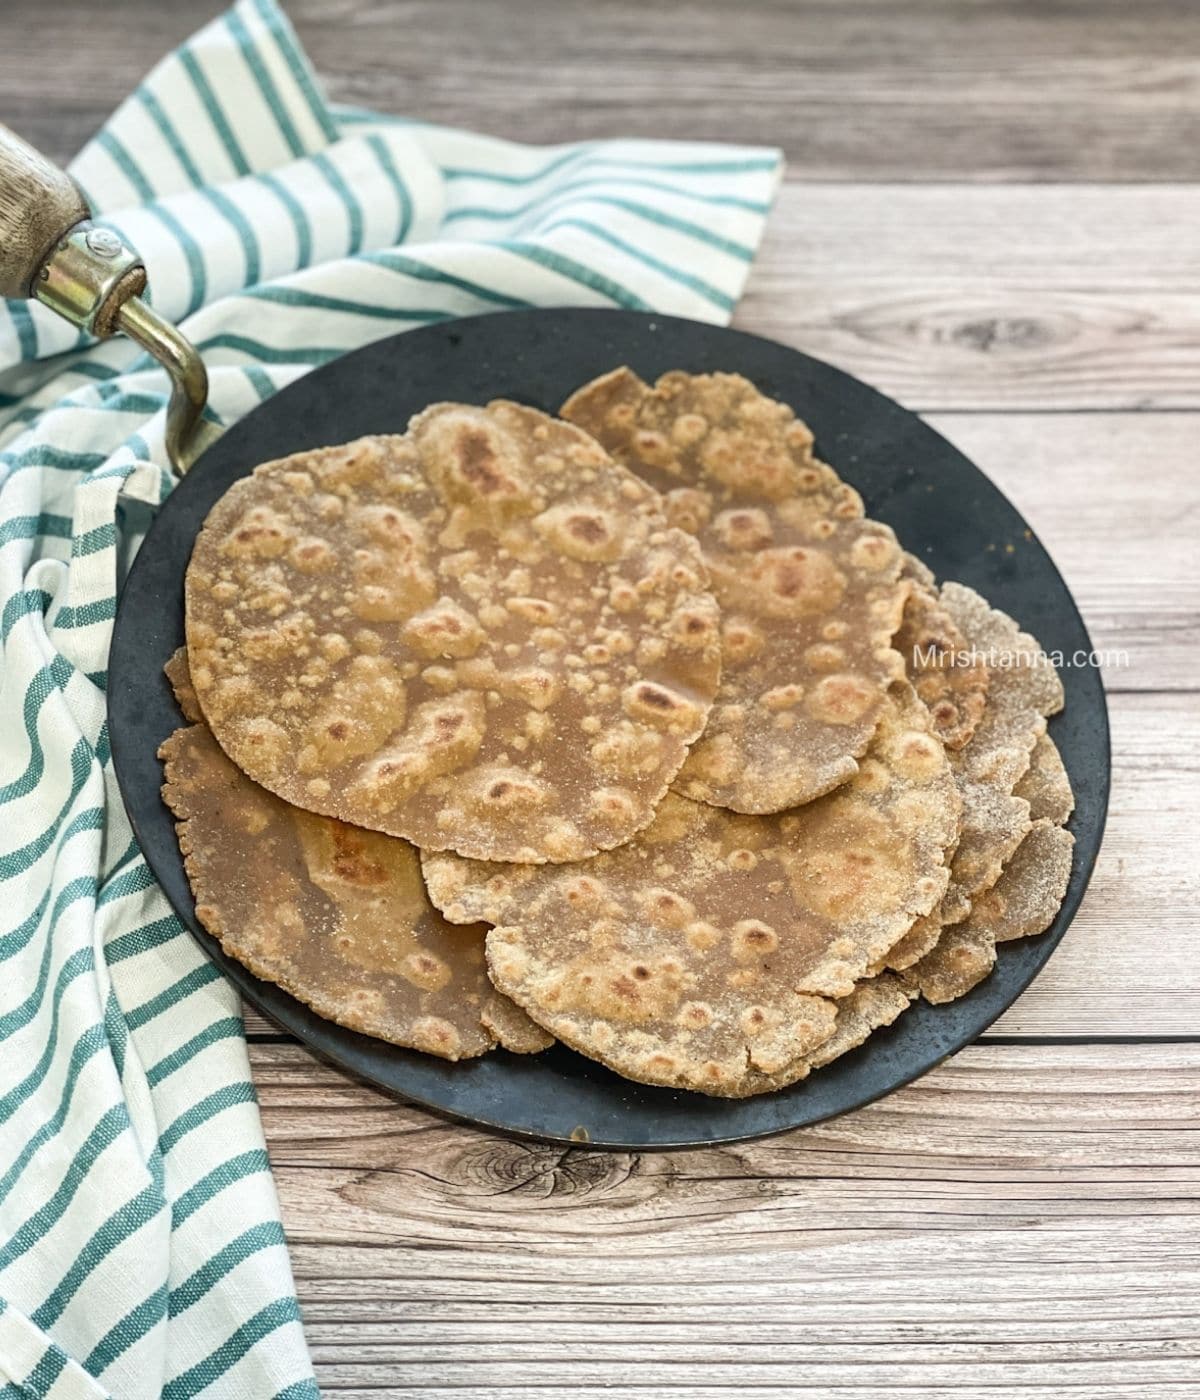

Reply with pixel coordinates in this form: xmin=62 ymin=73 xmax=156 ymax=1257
xmin=894 ymin=557 xmax=989 ymax=749
xmin=562 ymin=369 xmax=906 ymax=813
xmin=875 ymin=912 xmax=945 ymax=972
xmin=745 ymin=973 xmax=916 ymax=1091
xmin=160 ymin=658 xmax=550 ymax=1059
xmin=883 ymin=582 xmax=1064 ymax=972
xmin=937 ymin=782 xmax=1033 ymax=926
xmin=480 ymin=994 xmax=555 ymax=1055
xmin=945 ymin=758 xmax=1073 ymax=991
xmin=939 ymin=583 xmax=1063 ymax=789
xmin=974 ymin=819 xmax=1074 ymax=944
xmin=185 ymin=402 xmax=721 ymax=862
xmin=968 ymin=819 xmax=1075 ymax=945
xmin=900 ymin=595 xmax=1071 ymax=1004
xmin=423 ymin=683 xmax=958 ymax=1096
xmin=805 ymin=973 xmax=914 ymax=1068
xmin=880 ymin=747 xmax=1028 ymax=975
xmin=936 ymin=580 xmax=1064 ymax=900
xmin=164 ymin=646 xmax=202 ymax=722
xmin=904 ymin=820 xmax=1073 ymax=1003
xmin=1014 ymin=733 xmax=1075 ymax=826
xmin=902 ymin=920 xmax=997 ymax=1005
xmin=881 ymin=774 xmax=1032 ymax=972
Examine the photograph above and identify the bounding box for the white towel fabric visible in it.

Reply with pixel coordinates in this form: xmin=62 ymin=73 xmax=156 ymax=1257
xmin=0 ymin=2 xmax=782 ymax=1396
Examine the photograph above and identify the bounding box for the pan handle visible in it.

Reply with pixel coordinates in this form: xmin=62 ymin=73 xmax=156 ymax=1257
xmin=0 ymin=122 xmax=208 ymax=475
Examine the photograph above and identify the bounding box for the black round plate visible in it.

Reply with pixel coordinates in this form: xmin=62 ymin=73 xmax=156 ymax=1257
xmin=108 ymin=309 xmax=1109 ymax=1150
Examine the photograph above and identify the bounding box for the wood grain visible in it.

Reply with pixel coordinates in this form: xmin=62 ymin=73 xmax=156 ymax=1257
xmin=255 ymin=1040 xmax=1200 ymax=1397
xmin=924 ymin=413 xmax=1200 ymax=693
xmin=11 ymin=62 xmax=1200 ymax=411
xmin=7 ymin=0 xmax=1200 ymax=181
xmin=739 ymin=185 xmax=1200 ymax=411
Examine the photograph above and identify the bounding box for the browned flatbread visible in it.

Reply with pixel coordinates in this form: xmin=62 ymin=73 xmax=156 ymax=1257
xmin=901 ymin=607 xmax=1072 ymax=1007
xmin=562 ymin=369 xmax=906 ymax=814
xmin=160 ymin=656 xmax=550 ymax=1060
xmin=902 ymin=919 xmax=997 ymax=1005
xmin=723 ymin=973 xmax=916 ymax=1095
xmin=874 ymin=790 xmax=1033 ymax=975
xmin=883 ymin=581 xmax=1065 ymax=972
xmin=904 ymin=819 xmax=1074 ymax=1003
xmin=164 ymin=645 xmax=202 ymax=722
xmin=894 ymin=557 xmax=989 ymax=749
xmin=939 ymin=583 xmax=1064 ymax=789
xmin=479 ymin=994 xmax=556 ymax=1055
xmin=804 ymin=973 xmax=914 ymax=1069
xmin=971 ymin=819 xmax=1075 ymax=944
xmin=422 ymin=682 xmax=959 ymax=1096
xmin=184 ymin=402 xmax=721 ymax=862
xmin=876 ymin=912 xmax=945 ymax=972
xmin=882 ymin=778 xmax=1032 ymax=972
xmin=1014 ymin=733 xmax=1075 ymax=826
xmin=937 ymin=781 xmax=1033 ymax=926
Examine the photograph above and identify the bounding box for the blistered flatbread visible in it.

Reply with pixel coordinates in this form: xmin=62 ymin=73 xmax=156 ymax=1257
xmin=423 ymin=683 xmax=958 ymax=1095
xmin=185 ymin=402 xmax=720 ymax=862
xmin=563 ymin=369 xmax=906 ymax=813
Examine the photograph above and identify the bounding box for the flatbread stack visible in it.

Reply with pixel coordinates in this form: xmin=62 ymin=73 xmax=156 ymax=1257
xmin=161 ymin=374 xmax=1075 ymax=1090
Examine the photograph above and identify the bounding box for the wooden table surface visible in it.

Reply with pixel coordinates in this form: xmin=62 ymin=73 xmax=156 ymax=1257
xmin=6 ymin=1 xmax=1200 ymax=1394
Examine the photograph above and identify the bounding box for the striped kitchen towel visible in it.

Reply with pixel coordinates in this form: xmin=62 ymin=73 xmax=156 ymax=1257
xmin=0 ymin=2 xmax=782 ymax=1396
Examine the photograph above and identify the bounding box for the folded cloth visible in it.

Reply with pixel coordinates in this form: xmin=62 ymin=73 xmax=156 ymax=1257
xmin=0 ymin=3 xmax=783 ymax=1395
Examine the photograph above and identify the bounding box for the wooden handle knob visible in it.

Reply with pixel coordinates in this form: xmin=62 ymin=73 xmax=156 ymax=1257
xmin=0 ymin=123 xmax=91 ymax=299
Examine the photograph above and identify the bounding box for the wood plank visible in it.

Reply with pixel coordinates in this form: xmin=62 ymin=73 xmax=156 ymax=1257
xmin=736 ymin=183 xmax=1200 ymax=411
xmin=253 ymin=1041 xmax=1200 ymax=1397
xmin=7 ymin=1 xmax=1200 ymax=181
xmin=0 ymin=2 xmax=227 ymax=164
xmin=923 ymin=412 xmax=1200 ymax=692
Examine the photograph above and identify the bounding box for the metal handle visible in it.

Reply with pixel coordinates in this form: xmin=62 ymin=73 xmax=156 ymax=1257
xmin=0 ymin=122 xmax=208 ymax=474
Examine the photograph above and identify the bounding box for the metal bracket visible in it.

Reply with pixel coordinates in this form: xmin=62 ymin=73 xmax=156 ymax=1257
xmin=32 ymin=220 xmax=209 ymax=475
